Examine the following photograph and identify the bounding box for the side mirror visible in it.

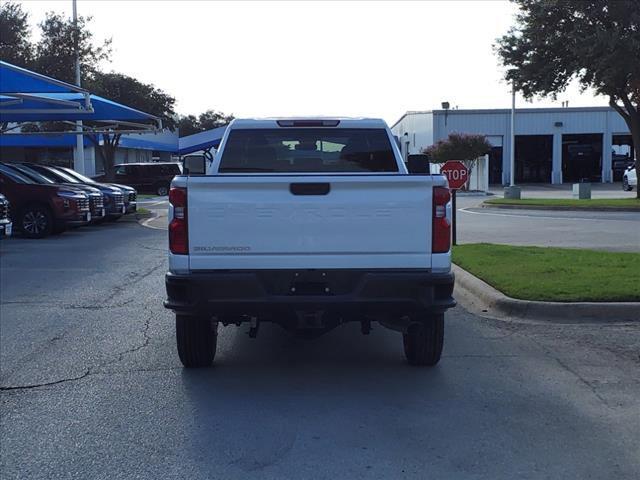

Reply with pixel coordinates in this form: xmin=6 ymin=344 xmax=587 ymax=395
xmin=183 ymin=155 xmax=206 ymax=175
xmin=407 ymin=154 xmax=430 ymax=174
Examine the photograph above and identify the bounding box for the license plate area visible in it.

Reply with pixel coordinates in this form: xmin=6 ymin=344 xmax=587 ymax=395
xmin=292 ymin=281 xmax=329 ymax=295
xmin=256 ymin=270 xmax=362 ymax=296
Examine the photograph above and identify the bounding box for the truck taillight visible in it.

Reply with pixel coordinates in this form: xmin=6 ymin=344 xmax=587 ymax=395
xmin=169 ymin=187 xmax=188 ymax=254
xmin=432 ymin=186 xmax=451 ymax=253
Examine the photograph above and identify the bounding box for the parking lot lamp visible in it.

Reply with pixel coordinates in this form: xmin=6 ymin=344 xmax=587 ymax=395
xmin=72 ymin=0 xmax=85 ymax=175
xmin=505 ymin=79 xmax=521 ymax=199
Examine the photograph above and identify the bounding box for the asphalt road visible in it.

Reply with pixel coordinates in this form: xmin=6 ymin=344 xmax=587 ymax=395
xmin=456 ymin=197 xmax=640 ymax=252
xmin=1 ymin=221 xmax=639 ymax=479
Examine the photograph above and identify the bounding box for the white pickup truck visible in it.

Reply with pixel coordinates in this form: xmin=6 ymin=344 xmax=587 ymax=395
xmin=164 ymin=118 xmax=455 ymax=368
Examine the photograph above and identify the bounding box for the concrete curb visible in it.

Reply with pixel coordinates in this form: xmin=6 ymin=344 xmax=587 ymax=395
xmin=138 ymin=212 xmax=167 ymax=231
xmin=455 ymin=191 xmax=495 ymax=197
xmin=453 ymin=264 xmax=640 ymax=323
xmin=482 ymin=203 xmax=639 ymax=213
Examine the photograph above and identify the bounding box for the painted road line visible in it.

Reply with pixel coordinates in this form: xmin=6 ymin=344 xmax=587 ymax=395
xmin=458 ymin=207 xmax=640 ymax=223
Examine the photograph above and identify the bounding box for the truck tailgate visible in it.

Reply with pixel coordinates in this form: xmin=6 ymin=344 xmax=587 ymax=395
xmin=187 ymin=175 xmax=433 ymax=270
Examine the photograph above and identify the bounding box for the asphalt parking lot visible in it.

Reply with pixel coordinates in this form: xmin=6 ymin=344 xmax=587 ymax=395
xmin=1 ymin=220 xmax=639 ymax=479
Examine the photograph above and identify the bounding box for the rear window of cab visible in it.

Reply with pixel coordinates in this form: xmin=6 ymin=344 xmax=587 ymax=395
xmin=219 ymin=128 xmax=398 ymax=173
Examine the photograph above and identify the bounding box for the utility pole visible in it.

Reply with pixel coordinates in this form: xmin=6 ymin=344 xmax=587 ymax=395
xmin=505 ymin=79 xmax=521 ymax=199
xmin=73 ymin=0 xmax=85 ymax=174
xmin=510 ymin=80 xmax=515 ymax=187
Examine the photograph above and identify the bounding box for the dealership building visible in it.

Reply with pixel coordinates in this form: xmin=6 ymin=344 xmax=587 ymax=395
xmin=391 ymin=106 xmax=634 ymax=185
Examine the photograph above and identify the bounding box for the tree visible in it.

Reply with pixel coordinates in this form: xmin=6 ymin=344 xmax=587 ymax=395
xmin=424 ymin=133 xmax=492 ymax=190
xmin=496 ymin=0 xmax=640 ymax=197
xmin=424 ymin=133 xmax=492 ymax=167
xmin=0 ymin=1 xmax=33 ymax=67
xmin=178 ymin=110 xmax=234 ymax=137
xmin=197 ymin=110 xmax=234 ymax=132
xmin=85 ymin=72 xmax=177 ymax=179
xmin=34 ymin=12 xmax=111 ymax=85
xmin=177 ymin=115 xmax=201 ymax=137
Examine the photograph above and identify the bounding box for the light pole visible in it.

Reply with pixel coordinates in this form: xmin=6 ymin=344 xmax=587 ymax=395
xmin=72 ymin=0 xmax=85 ymax=174
xmin=510 ymin=81 xmax=515 ymax=186
xmin=505 ymin=79 xmax=521 ymax=199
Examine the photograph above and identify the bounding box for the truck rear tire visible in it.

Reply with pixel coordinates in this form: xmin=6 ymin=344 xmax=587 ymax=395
xmin=176 ymin=314 xmax=217 ymax=368
xmin=403 ymin=313 xmax=444 ymax=366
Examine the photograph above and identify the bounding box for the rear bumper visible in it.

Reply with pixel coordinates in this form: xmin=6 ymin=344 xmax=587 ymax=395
xmin=164 ymin=269 xmax=455 ymax=318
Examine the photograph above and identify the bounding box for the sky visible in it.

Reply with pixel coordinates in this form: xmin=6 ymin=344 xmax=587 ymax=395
xmin=19 ymin=0 xmax=604 ymax=125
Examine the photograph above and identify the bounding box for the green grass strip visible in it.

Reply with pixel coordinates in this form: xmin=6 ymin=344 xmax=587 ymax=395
xmin=453 ymin=243 xmax=640 ymax=302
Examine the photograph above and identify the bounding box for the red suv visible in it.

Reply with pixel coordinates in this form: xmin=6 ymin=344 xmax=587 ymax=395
xmin=0 ymin=164 xmax=91 ymax=238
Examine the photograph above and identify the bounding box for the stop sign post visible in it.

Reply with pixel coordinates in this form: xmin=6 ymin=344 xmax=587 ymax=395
xmin=440 ymin=161 xmax=470 ymax=246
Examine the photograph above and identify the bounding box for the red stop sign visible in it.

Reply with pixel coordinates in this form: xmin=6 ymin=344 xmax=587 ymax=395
xmin=440 ymin=161 xmax=470 ymax=190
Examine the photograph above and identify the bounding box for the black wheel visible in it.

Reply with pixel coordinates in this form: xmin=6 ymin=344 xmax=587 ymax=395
xmin=622 ymin=177 xmax=632 ymax=191
xmin=403 ymin=313 xmax=444 ymax=366
xmin=156 ymin=184 xmax=169 ymax=196
xmin=20 ymin=205 xmax=53 ymax=238
xmin=176 ymin=315 xmax=217 ymax=368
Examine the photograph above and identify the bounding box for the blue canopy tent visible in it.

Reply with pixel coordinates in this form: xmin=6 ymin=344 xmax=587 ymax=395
xmin=177 ymin=126 xmax=227 ymax=156
xmin=0 ymin=61 xmax=161 ymax=133
xmin=0 ymin=61 xmax=91 ymax=124
xmin=0 ymin=92 xmax=160 ymax=125
xmin=119 ymin=129 xmax=178 ymax=152
xmin=0 ymin=61 xmax=88 ymax=94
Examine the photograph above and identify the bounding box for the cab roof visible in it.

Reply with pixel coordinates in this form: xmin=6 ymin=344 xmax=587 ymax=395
xmin=228 ymin=118 xmax=389 ymax=129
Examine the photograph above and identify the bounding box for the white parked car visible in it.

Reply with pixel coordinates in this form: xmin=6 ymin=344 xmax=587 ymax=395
xmin=622 ymin=163 xmax=637 ymax=191
xmin=164 ymin=118 xmax=456 ymax=368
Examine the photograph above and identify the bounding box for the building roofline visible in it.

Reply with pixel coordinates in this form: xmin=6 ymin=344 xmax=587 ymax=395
xmin=390 ymin=110 xmax=433 ymax=130
xmin=392 ymin=106 xmax=618 ymax=127
xmin=432 ymin=106 xmax=614 ymax=115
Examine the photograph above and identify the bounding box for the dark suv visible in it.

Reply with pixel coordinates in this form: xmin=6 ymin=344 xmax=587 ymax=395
xmin=0 ymin=164 xmax=90 ymax=238
xmin=98 ymin=162 xmax=181 ymax=196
